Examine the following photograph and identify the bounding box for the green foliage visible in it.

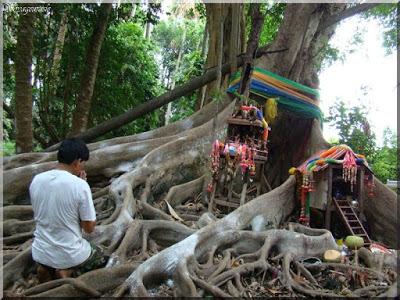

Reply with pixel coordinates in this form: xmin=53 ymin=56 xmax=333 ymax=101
xmin=258 ymin=4 xmax=286 ymax=47
xmin=30 ymin=4 xmax=99 ymax=142
xmin=2 ymin=141 xmax=16 ymax=157
xmin=193 ymin=3 xmax=206 ymax=19
xmin=131 ymin=2 xmax=162 ymax=27
xmin=320 ymin=45 xmax=345 ymax=69
xmin=244 ymin=3 xmax=285 ymax=47
xmin=3 ymin=110 xmax=14 ymax=141
xmin=326 ymin=137 xmax=339 ymax=145
xmin=170 ymin=51 xmax=205 ymax=122
xmin=370 ymin=128 xmax=398 ymax=183
xmin=361 ymin=4 xmax=398 ymax=55
xmin=152 ymin=15 xmax=205 ymax=122
xmin=92 ymin=21 xmax=162 ymax=138
xmin=152 ymin=18 xmax=204 ymax=85
xmin=325 ymin=100 xmax=376 ymax=158
xmin=318 ymin=4 xmax=397 ymax=71
xmin=4 ymin=4 xmax=164 ymax=147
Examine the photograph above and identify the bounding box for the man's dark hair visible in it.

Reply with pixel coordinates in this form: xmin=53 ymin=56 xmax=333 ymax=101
xmin=57 ymin=138 xmax=89 ymax=164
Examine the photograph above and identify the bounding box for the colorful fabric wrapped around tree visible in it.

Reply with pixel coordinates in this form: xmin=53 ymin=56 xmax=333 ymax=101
xmin=227 ymin=67 xmax=322 ymax=123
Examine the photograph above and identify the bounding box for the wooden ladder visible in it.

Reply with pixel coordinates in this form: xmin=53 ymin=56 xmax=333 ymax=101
xmin=332 ymin=198 xmax=371 ymax=247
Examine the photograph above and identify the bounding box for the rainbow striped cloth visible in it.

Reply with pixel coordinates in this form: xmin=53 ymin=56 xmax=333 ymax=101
xmin=296 ymin=144 xmax=371 ymax=174
xmin=227 ymin=67 xmax=323 ymax=122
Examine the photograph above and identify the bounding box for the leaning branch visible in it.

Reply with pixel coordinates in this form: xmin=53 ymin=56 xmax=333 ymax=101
xmin=319 ymin=3 xmax=382 ymax=32
xmin=44 ymin=47 xmax=288 ymax=152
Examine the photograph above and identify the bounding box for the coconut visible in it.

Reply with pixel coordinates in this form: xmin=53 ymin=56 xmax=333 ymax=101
xmin=345 ymin=235 xmax=364 ymax=249
xmin=323 ymin=249 xmax=341 ymax=262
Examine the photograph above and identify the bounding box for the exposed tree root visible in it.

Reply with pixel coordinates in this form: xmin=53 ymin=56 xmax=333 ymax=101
xmin=2 ymin=219 xmax=35 ymax=236
xmin=1 ymin=205 xmax=33 ymax=220
xmin=3 ymin=246 xmax=34 ymax=289
xmin=22 ymin=263 xmax=140 ymax=297
xmin=107 ymin=219 xmax=195 ymax=266
xmin=2 ymin=96 xmax=397 ymax=298
xmin=24 ymin=278 xmax=102 ymax=297
xmin=163 ymin=175 xmax=206 ymax=208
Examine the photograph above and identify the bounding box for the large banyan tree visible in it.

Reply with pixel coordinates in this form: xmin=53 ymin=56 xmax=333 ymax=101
xmin=2 ymin=3 xmax=397 ymax=298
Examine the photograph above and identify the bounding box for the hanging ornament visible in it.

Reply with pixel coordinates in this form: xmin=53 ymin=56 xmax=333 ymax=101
xmin=343 ymin=151 xmax=357 ymax=191
xmin=265 ymin=98 xmax=278 ymax=124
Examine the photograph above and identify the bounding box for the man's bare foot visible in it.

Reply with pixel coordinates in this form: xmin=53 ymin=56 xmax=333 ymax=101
xmin=37 ymin=265 xmax=53 ymax=283
xmin=56 ymin=268 xmax=73 ymax=278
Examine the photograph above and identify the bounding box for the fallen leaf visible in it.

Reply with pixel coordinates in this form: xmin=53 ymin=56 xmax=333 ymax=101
xmin=164 ymin=200 xmax=184 ymax=222
xmin=267 ymin=288 xmax=282 ymax=295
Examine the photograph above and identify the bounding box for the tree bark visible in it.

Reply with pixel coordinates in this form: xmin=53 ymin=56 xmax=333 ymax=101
xmin=229 ymin=4 xmax=240 ymax=75
xmin=164 ymin=25 xmax=186 ymax=125
xmin=68 ymin=3 xmax=112 ymax=136
xmin=201 ymin=4 xmax=242 ymax=108
xmin=143 ymin=0 xmax=152 ymax=40
xmin=47 ymin=12 xmax=68 ymax=103
xmin=215 ymin=6 xmax=224 ymax=91
xmin=130 ymin=2 xmax=137 ymax=19
xmin=254 ymin=3 xmax=347 ymax=188
xmin=319 ymin=3 xmax=382 ymax=32
xmin=238 ymin=3 xmax=265 ymax=100
xmin=196 ymin=22 xmax=209 ymax=110
xmin=14 ymin=4 xmax=36 ymax=153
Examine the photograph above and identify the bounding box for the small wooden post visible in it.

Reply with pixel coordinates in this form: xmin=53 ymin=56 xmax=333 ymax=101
xmin=256 ymin=163 xmax=264 ymax=196
xmin=240 ymin=173 xmax=248 ymax=206
xmin=240 ymin=182 xmax=248 ymax=206
xmin=358 ymin=167 xmax=365 ymax=217
xmin=325 ymin=166 xmax=333 ymax=230
xmin=227 ymin=179 xmax=234 ymax=202
xmin=208 ymin=181 xmax=217 ymax=212
xmin=262 ymin=172 xmax=272 ymax=192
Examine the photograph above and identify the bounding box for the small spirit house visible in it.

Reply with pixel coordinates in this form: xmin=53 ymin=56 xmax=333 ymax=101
xmin=294 ymin=145 xmax=375 ymax=246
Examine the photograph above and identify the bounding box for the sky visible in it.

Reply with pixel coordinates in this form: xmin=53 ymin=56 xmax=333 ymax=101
xmin=319 ymin=15 xmax=397 ymax=147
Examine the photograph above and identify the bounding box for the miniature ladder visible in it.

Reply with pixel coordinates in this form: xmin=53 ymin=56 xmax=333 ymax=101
xmin=332 ymin=198 xmax=372 ymax=247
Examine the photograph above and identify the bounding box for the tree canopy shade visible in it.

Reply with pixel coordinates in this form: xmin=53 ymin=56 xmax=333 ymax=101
xmin=2 ymin=2 xmax=398 ymax=298
xmin=91 ymin=21 xmax=161 ymax=137
xmin=3 ymin=3 xmax=164 ymax=149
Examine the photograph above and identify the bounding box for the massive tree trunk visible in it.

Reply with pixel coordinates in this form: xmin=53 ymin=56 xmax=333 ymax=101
xmin=254 ymin=3 xmax=347 ymax=188
xmin=238 ymin=3 xmax=265 ymax=100
xmin=47 ymin=12 xmax=68 ymax=103
xmin=68 ymin=3 xmax=112 ymax=136
xmin=200 ymin=3 xmax=245 ymax=108
xmin=3 ymin=3 xmax=396 ymax=298
xmin=38 ymin=11 xmax=68 ymax=146
xmin=14 ymin=4 xmax=36 ymax=153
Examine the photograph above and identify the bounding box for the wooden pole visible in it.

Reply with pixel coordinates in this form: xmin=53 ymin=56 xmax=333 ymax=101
xmin=325 ymin=166 xmax=333 ymax=230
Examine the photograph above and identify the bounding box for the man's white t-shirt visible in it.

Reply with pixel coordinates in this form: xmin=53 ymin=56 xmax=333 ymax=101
xmin=29 ymin=169 xmax=96 ymax=269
